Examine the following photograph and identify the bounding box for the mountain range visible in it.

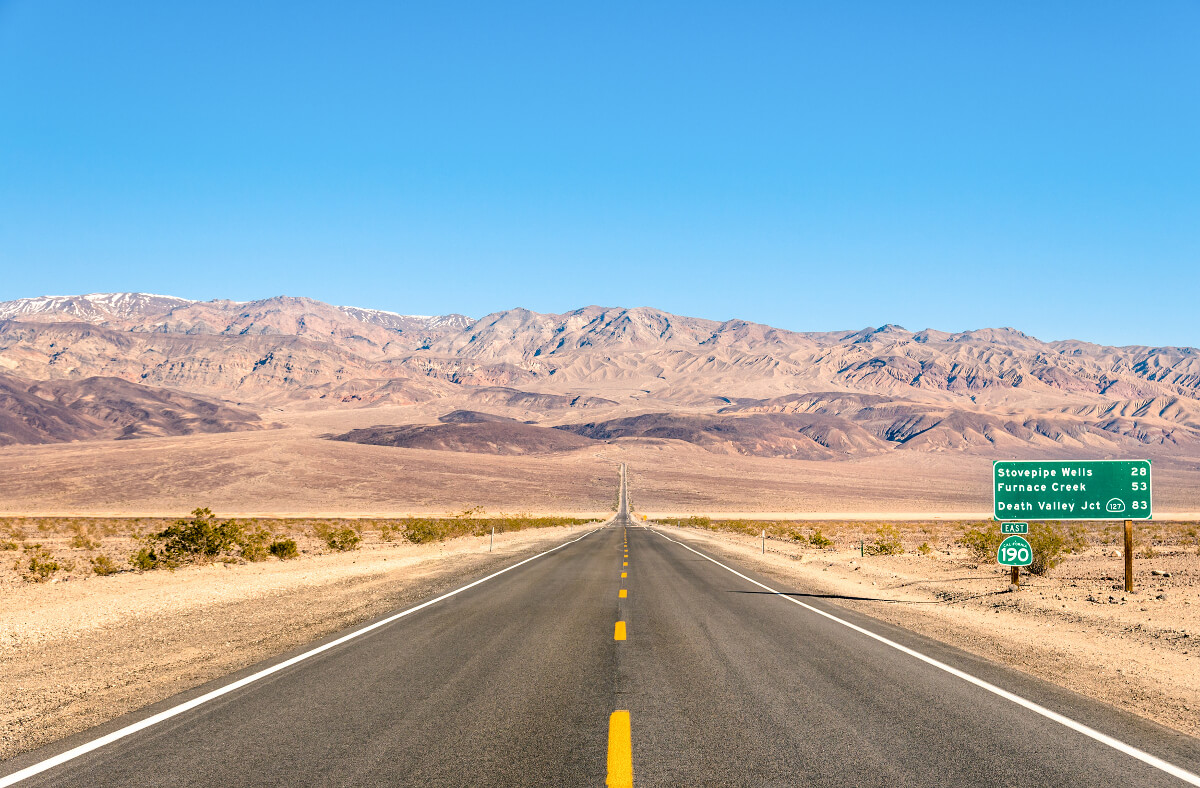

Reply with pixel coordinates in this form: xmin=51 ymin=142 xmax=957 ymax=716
xmin=2 ymin=292 xmax=1198 ymax=459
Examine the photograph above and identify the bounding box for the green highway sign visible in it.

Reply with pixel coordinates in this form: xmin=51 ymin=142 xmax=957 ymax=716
xmin=1000 ymin=522 xmax=1028 ymax=534
xmin=998 ymin=535 xmax=1033 ymax=566
xmin=993 ymin=459 xmax=1151 ymax=520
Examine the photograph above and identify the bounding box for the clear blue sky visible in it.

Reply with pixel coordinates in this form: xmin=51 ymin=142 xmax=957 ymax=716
xmin=1 ymin=2 xmax=1197 ymax=346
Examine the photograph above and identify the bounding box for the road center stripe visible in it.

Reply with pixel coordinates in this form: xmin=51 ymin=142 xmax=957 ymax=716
xmin=614 ymin=621 xmax=627 ymax=641
xmin=606 ymin=710 xmax=634 ymax=788
xmin=650 ymin=528 xmax=1200 ymax=787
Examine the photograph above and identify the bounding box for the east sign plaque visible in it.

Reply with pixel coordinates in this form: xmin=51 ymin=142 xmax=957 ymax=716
xmin=993 ymin=460 xmax=1151 ymax=520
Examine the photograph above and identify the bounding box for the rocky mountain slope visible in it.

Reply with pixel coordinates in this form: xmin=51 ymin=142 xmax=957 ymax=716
xmin=0 ymin=372 xmax=264 ymax=445
xmin=2 ymin=292 xmax=1198 ymax=458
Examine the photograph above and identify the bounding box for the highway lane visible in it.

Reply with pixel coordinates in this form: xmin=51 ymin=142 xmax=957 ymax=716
xmin=4 ymin=466 xmax=1200 ymax=786
xmin=3 ymin=524 xmax=624 ymax=787
xmin=621 ymin=527 xmax=1200 ymax=786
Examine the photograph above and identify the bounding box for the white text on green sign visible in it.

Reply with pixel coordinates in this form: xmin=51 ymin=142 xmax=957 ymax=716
xmin=997 ymin=535 xmax=1033 ymax=566
xmin=1001 ymin=522 xmax=1028 ymax=534
xmin=992 ymin=460 xmax=1151 ymax=520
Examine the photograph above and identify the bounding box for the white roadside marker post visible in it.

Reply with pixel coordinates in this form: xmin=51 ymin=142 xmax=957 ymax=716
xmin=490 ymin=526 xmax=494 ymax=552
xmin=762 ymin=529 xmax=765 ymax=555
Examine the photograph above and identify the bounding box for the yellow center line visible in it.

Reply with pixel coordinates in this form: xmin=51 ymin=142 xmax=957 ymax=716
xmin=607 ymin=710 xmax=634 ymax=788
xmin=619 ymin=589 xmax=627 ymax=598
xmin=621 ymin=572 xmax=627 ymax=578
xmin=614 ymin=621 xmax=626 ymax=640
xmin=623 ymin=561 xmax=628 ymax=567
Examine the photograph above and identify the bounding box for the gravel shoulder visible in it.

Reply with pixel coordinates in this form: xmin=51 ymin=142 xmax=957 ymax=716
xmin=653 ymin=524 xmax=1200 ymax=738
xmin=0 ymin=523 xmax=598 ymax=761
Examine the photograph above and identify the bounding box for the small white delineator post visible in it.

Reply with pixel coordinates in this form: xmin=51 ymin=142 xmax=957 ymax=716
xmin=762 ymin=529 xmax=765 ymax=554
xmin=490 ymin=527 xmax=494 ymax=552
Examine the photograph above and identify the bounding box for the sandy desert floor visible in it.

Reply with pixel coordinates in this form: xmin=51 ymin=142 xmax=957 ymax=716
xmin=2 ymin=408 xmax=1199 ymax=517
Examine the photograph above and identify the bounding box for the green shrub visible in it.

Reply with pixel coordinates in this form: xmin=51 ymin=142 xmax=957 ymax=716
xmin=240 ymin=527 xmax=273 ymax=562
xmin=269 ymin=538 xmax=299 ymax=559
xmin=90 ymin=554 xmax=120 ymax=575
xmin=154 ymin=508 xmax=246 ymax=563
xmin=24 ymin=546 xmax=61 ymax=582
xmin=403 ymin=519 xmax=448 ymax=544
xmin=917 ymin=542 xmax=932 ymax=555
xmin=0 ymin=540 xmax=18 ymax=551
xmin=959 ymin=522 xmax=1002 ymax=563
xmin=315 ymin=524 xmax=361 ymax=551
xmin=865 ymin=524 xmax=903 ymax=556
xmin=1026 ymin=521 xmax=1068 ymax=575
xmin=808 ymin=530 xmax=833 ymax=549
xmin=131 ymin=546 xmax=159 ymax=570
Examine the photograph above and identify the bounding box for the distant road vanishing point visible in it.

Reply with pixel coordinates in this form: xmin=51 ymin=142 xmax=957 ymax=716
xmin=3 ymin=466 xmax=1199 ymax=787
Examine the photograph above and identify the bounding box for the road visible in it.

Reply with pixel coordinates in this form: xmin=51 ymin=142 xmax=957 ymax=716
xmin=4 ymin=465 xmax=1200 ymax=786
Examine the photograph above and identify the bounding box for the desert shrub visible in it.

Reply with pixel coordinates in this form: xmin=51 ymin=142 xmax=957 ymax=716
xmin=23 ymin=546 xmax=61 ymax=582
xmin=269 ymin=538 xmax=300 ymax=559
xmin=1064 ymin=523 xmax=1090 ymax=554
xmin=453 ymin=506 xmax=485 ymax=519
xmin=154 ymin=509 xmax=246 ymax=563
xmin=0 ymin=540 xmax=18 ymax=551
xmin=403 ymin=519 xmax=451 ymax=544
xmin=1138 ymin=541 xmax=1156 ymax=559
xmin=719 ymin=519 xmax=767 ymax=537
xmin=917 ymin=542 xmax=932 ymax=555
xmin=959 ymin=522 xmax=1003 ymax=563
xmin=90 ymin=554 xmax=120 ymax=575
xmin=240 ymin=527 xmax=273 ymax=562
xmin=1 ymin=522 xmax=26 ymax=542
xmin=654 ymin=515 xmax=712 ymax=530
xmin=808 ymin=530 xmax=833 ymax=549
xmin=1026 ymin=521 xmax=1068 ymax=575
xmin=379 ymin=523 xmax=397 ymax=542
xmin=69 ymin=523 xmax=101 ymax=550
xmin=131 ymin=546 xmax=159 ymax=570
xmin=865 ymin=524 xmax=903 ymax=556
xmin=315 ymin=524 xmax=361 ymax=551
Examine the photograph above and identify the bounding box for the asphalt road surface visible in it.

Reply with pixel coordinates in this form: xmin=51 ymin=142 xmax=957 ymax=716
xmin=4 ymin=468 xmax=1200 ymax=786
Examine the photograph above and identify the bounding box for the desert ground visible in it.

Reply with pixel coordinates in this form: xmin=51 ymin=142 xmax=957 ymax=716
xmin=2 ymin=403 xmax=1200 ymax=518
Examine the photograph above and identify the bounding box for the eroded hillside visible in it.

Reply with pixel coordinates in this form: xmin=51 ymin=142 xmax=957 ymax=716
xmin=1 ymin=292 xmax=1198 ymax=459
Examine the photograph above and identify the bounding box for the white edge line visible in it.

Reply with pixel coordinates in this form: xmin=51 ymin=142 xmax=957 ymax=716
xmin=649 ymin=526 xmax=1200 ymax=787
xmin=0 ymin=526 xmax=604 ymax=787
